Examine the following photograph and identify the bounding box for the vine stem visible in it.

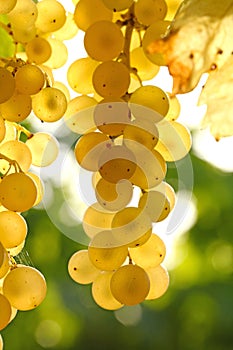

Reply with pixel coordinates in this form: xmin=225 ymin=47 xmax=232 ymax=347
xmin=5 ymin=120 xmax=33 ymax=139
xmin=0 ymin=152 xmax=23 ymax=174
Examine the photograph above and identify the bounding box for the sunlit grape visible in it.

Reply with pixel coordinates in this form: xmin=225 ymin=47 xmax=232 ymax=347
xmin=68 ymin=250 xmax=99 ymax=284
xmin=0 ymin=293 xmax=12 ymax=331
xmin=26 ymin=172 xmax=44 ymax=206
xmin=7 ymin=240 xmax=25 ymax=257
xmin=123 ymin=119 xmax=159 ymax=150
xmin=0 ymin=67 xmax=15 ymax=104
xmin=0 ymin=0 xmax=17 ymax=14
xmin=145 ymin=265 xmax=169 ymax=300
xmin=53 ymin=81 xmax=70 ymax=102
xmin=0 ymin=140 xmax=32 ymax=173
xmin=153 ymin=181 xmax=176 ymax=210
xmin=8 ymin=0 xmax=38 ymax=28
xmin=53 ymin=12 xmax=78 ymax=41
xmin=0 ymin=117 xmax=6 ymax=143
xmin=165 ymin=93 xmax=181 ymax=121
xmin=0 ymin=92 xmax=32 ymax=123
xmin=130 ymin=47 xmax=160 ymax=81
xmin=15 ymin=64 xmax=45 ymax=95
xmin=35 ymin=0 xmax=66 ymax=33
xmin=102 ymin=0 xmax=134 ymax=11
xmin=0 ymin=211 xmax=27 ymax=249
xmin=0 ymin=333 xmax=3 ymax=349
xmin=138 ymin=190 xmax=170 ymax=222
xmin=11 ymin=23 xmax=36 ymax=43
xmin=135 ymin=0 xmax=168 ymax=26
xmin=26 ymin=37 xmax=52 ymax=64
xmin=0 ymin=122 xmax=16 ymax=145
xmin=45 ymin=38 xmax=68 ymax=69
xmin=0 ymin=242 xmax=10 ymax=279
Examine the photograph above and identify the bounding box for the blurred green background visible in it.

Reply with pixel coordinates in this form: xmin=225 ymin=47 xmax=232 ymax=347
xmin=2 ymin=152 xmax=233 ymax=350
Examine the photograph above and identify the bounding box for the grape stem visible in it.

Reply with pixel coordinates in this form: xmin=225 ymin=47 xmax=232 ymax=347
xmin=5 ymin=120 xmax=33 ymax=139
xmin=0 ymin=152 xmax=23 ymax=174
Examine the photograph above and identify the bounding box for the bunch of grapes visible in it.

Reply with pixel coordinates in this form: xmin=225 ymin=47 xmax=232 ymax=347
xmin=67 ymin=0 xmax=191 ymax=310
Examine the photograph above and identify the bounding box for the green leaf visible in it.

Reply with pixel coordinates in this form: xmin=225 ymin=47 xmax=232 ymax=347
xmin=0 ymin=27 xmax=15 ymax=58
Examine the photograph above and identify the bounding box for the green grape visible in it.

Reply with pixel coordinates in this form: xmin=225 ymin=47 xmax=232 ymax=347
xmin=0 ymin=242 xmax=9 ymax=279
xmin=111 ymin=207 xmax=152 ymax=247
xmin=129 ymin=86 xmax=169 ymax=121
xmin=0 ymin=92 xmax=32 ymax=123
xmin=0 ymin=140 xmax=32 ymax=173
xmin=0 ymin=117 xmax=6 ymax=143
xmin=0 ymin=172 xmax=37 ymax=212
xmin=98 ymin=145 xmax=136 ymax=183
xmin=123 ymin=119 xmax=159 ymax=150
xmin=95 ymin=178 xmax=133 ymax=211
xmin=32 ymin=87 xmax=67 ymax=122
xmin=68 ymin=249 xmax=100 ymax=285
xmin=88 ymin=230 xmax=128 ymax=270
xmin=11 ymin=23 xmax=36 ymax=43
xmin=44 ymin=38 xmax=68 ymax=69
xmin=15 ymin=64 xmax=45 ymax=95
xmin=0 ymin=293 xmax=12 ymax=331
xmin=0 ymin=211 xmax=27 ymax=249
xmin=110 ymin=264 xmax=150 ymax=305
xmin=138 ymin=190 xmax=170 ymax=222
xmin=64 ymin=95 xmax=97 ymax=134
xmin=102 ymin=0 xmax=134 ymax=11
xmin=0 ymin=0 xmax=17 ymax=14
xmin=53 ymin=81 xmax=70 ymax=102
xmin=3 ymin=265 xmax=47 ymax=311
xmin=165 ymin=93 xmax=181 ymax=121
xmin=84 ymin=21 xmax=124 ymax=62
xmin=134 ymin=0 xmax=168 ymax=26
xmin=154 ymin=120 xmax=192 ymax=161
xmin=53 ymin=12 xmax=78 ymax=41
xmin=26 ymin=132 xmax=59 ymax=167
xmin=7 ymin=0 xmax=38 ymax=28
xmin=129 ymin=233 xmax=166 ymax=268
xmin=67 ymin=57 xmax=99 ymax=94
xmin=35 ymin=0 xmax=66 ymax=33
xmin=142 ymin=20 xmax=171 ymax=65
xmin=92 ymin=61 xmax=130 ymax=98
xmin=92 ymin=271 xmax=123 ymax=310
xmin=26 ymin=37 xmax=52 ymax=64
xmin=0 ymin=67 xmax=15 ymax=104
xmin=94 ymin=98 xmax=130 ymax=137
xmin=130 ymin=47 xmax=160 ymax=81
xmin=74 ymin=0 xmax=112 ymax=31
xmin=26 ymin=172 xmax=44 ymax=206
xmin=74 ymin=132 xmax=112 ymax=171
xmin=82 ymin=202 xmax=115 ymax=239
xmin=145 ymin=264 xmax=169 ymax=300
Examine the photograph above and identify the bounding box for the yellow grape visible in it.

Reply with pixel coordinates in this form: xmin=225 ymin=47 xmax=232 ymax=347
xmin=98 ymin=145 xmax=136 ymax=183
xmin=154 ymin=120 xmax=192 ymax=161
xmin=129 ymin=85 xmax=169 ymax=120
xmin=92 ymin=271 xmax=123 ymax=310
xmin=110 ymin=264 xmax=150 ymax=305
xmin=53 ymin=81 xmax=70 ymax=102
xmin=0 ymin=92 xmax=32 ymax=123
xmin=26 ymin=172 xmax=44 ymax=206
xmin=0 ymin=121 xmax=16 ymax=145
xmin=74 ymin=0 xmax=112 ymax=31
xmin=123 ymin=119 xmax=159 ymax=150
xmin=102 ymin=0 xmax=134 ymax=11
xmin=39 ymin=64 xmax=54 ymax=86
xmin=0 ymin=242 xmax=9 ymax=279
xmin=64 ymin=95 xmax=97 ymax=134
xmin=7 ymin=240 xmax=25 ymax=257
xmin=0 ymin=116 xmax=6 ymax=143
xmin=67 ymin=58 xmax=99 ymax=94
xmin=26 ymin=37 xmax=52 ymax=64
xmin=82 ymin=202 xmax=115 ymax=239
xmin=134 ymin=0 xmax=167 ymax=26
xmin=94 ymin=98 xmax=130 ymax=137
xmin=68 ymin=249 xmax=99 ymax=284
xmin=0 ymin=67 xmax=15 ymax=104
xmin=35 ymin=0 xmax=66 ymax=33
xmin=0 ymin=0 xmax=17 ymax=14
xmin=111 ymin=207 xmax=152 ymax=247
xmin=3 ymin=265 xmax=47 ymax=311
xmin=74 ymin=132 xmax=112 ymax=171
xmin=0 ymin=293 xmax=12 ymax=331
xmin=53 ymin=12 xmax=78 ymax=41
xmin=153 ymin=181 xmax=176 ymax=210
xmin=138 ymin=190 xmax=170 ymax=222
xmin=0 ymin=172 xmax=37 ymax=212
xmin=165 ymin=93 xmax=181 ymax=121
xmin=145 ymin=265 xmax=169 ymax=300
xmin=0 ymin=140 xmax=32 ymax=173
xmin=26 ymin=132 xmax=59 ymax=167
xmin=0 ymin=333 xmax=3 ymax=349
xmin=142 ymin=20 xmax=171 ymax=66
xmin=84 ymin=21 xmax=124 ymax=62
xmin=11 ymin=23 xmax=36 ymax=43
xmin=129 ymin=233 xmax=166 ymax=268
xmin=92 ymin=61 xmax=130 ymax=98
xmin=88 ymin=230 xmax=128 ymax=271
xmin=0 ymin=211 xmax=27 ymax=249
xmin=15 ymin=64 xmax=45 ymax=95
xmin=45 ymin=38 xmax=68 ymax=69
xmin=7 ymin=0 xmax=38 ymax=28
xmin=95 ymin=178 xmax=133 ymax=211
xmin=32 ymin=87 xmax=67 ymax=122
xmin=130 ymin=47 xmax=159 ymax=81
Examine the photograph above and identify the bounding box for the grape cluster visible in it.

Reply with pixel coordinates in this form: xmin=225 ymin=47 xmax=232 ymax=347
xmin=68 ymin=0 xmax=192 ymax=310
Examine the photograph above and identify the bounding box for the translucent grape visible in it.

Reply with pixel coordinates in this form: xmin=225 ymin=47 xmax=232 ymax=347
xmin=35 ymin=0 xmax=66 ymax=33
xmin=53 ymin=12 xmax=78 ymax=41
xmin=92 ymin=271 xmax=123 ymax=310
xmin=0 ymin=117 xmax=6 ymax=143
xmin=0 ymin=242 xmax=9 ymax=279
xmin=129 ymin=233 xmax=166 ymax=268
xmin=130 ymin=47 xmax=159 ymax=81
xmin=0 ymin=92 xmax=32 ymax=123
xmin=0 ymin=211 xmax=27 ymax=249
xmin=26 ymin=132 xmax=59 ymax=167
xmin=0 ymin=140 xmax=32 ymax=173
xmin=165 ymin=93 xmax=181 ymax=121
xmin=32 ymin=87 xmax=67 ymax=122
xmin=135 ymin=0 xmax=167 ymax=26
xmin=45 ymin=38 xmax=68 ymax=69
xmin=138 ymin=190 xmax=170 ymax=222
xmin=3 ymin=265 xmax=47 ymax=311
xmin=84 ymin=21 xmax=124 ymax=61
xmin=88 ymin=230 xmax=128 ymax=270
xmin=74 ymin=132 xmax=112 ymax=171
xmin=11 ymin=23 xmax=36 ymax=43
xmin=26 ymin=172 xmax=44 ymax=206
xmin=145 ymin=265 xmax=169 ymax=300
xmin=0 ymin=121 xmax=16 ymax=145
xmin=110 ymin=264 xmax=150 ymax=305
xmin=92 ymin=61 xmax=130 ymax=98
xmin=0 ymin=172 xmax=37 ymax=212
xmin=7 ymin=240 xmax=25 ymax=257
xmin=53 ymin=81 xmax=70 ymax=102
xmin=0 ymin=0 xmax=17 ymax=14
xmin=68 ymin=249 xmax=99 ymax=284
xmin=0 ymin=293 xmax=12 ymax=331
xmin=153 ymin=181 xmax=176 ymax=210
xmin=15 ymin=64 xmax=45 ymax=95
xmin=67 ymin=58 xmax=99 ymax=95
xmin=102 ymin=0 xmax=134 ymax=11
xmin=123 ymin=119 xmax=159 ymax=150
xmin=26 ymin=37 xmax=52 ymax=64
xmin=74 ymin=0 xmax=112 ymax=31
xmin=0 ymin=67 xmax=15 ymax=104
xmin=7 ymin=0 xmax=38 ymax=28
